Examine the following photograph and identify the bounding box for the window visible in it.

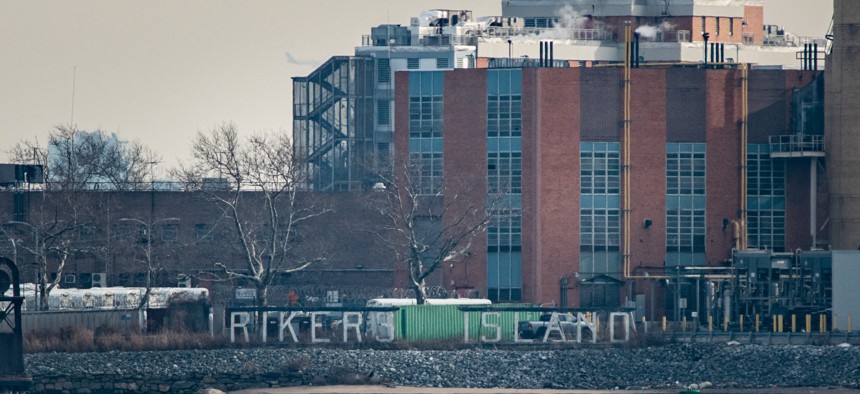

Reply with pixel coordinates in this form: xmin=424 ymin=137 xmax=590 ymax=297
xmin=161 ymin=223 xmax=179 ymax=242
xmin=729 ymin=18 xmax=734 ymax=36
xmin=716 ymin=17 xmax=720 ymax=36
xmin=488 ymin=152 xmax=522 ymax=194
xmin=580 ymin=142 xmax=622 ymax=278
xmin=195 ymin=223 xmax=213 ymax=242
xmin=487 ymin=209 xmax=522 ymax=302
xmin=486 ymin=70 xmax=522 ymax=138
xmin=436 ymin=57 xmax=449 ymax=69
xmin=666 ymin=143 xmax=706 ymax=266
xmin=407 ymin=58 xmax=419 ymax=69
xmin=747 ymin=145 xmax=785 ymax=250
xmin=377 ymin=100 xmax=390 ymax=126
xmin=78 ymin=225 xmax=96 ymax=242
xmin=408 ymin=72 xmax=444 ymax=194
xmin=408 ymin=152 xmax=443 ymax=194
xmin=377 ymin=58 xmax=390 ymax=84
xmin=701 ymin=16 xmax=706 ymax=34
xmin=486 ymin=69 xmax=523 ymax=302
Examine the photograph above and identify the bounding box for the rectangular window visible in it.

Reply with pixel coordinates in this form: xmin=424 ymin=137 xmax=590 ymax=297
xmin=580 ymin=142 xmax=622 ymax=278
xmin=408 ymin=72 xmax=444 ymax=195
xmin=747 ymin=144 xmax=786 ymax=250
xmin=436 ymin=57 xmax=449 ymax=69
xmin=729 ymin=18 xmax=734 ymax=36
xmin=161 ymin=223 xmax=179 ymax=242
xmin=377 ymin=100 xmax=390 ymax=125
xmin=407 ymin=58 xmax=419 ymax=69
xmin=666 ymin=143 xmax=706 ymax=266
xmin=486 ymin=69 xmax=523 ymax=301
xmin=716 ymin=17 xmax=720 ymax=36
xmin=377 ymin=59 xmax=390 ymax=84
xmin=701 ymin=16 xmax=706 ymax=34
xmin=196 ymin=223 xmax=213 ymax=243
xmin=487 ymin=209 xmax=522 ymax=302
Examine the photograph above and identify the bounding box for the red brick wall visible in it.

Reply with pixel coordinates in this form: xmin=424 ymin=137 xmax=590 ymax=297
xmin=706 ymin=69 xmax=743 ymax=265
xmin=443 ymin=69 xmax=489 ymax=294
xmin=743 ymin=6 xmax=764 ymax=44
xmin=525 ymin=68 xmax=582 ymax=305
xmin=629 ymin=68 xmax=668 ymax=275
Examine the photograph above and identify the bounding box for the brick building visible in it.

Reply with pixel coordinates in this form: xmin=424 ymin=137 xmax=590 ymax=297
xmin=0 ymin=190 xmax=393 ymax=303
xmin=394 ymin=65 xmax=825 ymax=317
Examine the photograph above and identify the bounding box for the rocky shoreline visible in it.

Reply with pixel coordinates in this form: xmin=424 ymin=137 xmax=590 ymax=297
xmin=24 ymin=343 xmax=860 ymax=393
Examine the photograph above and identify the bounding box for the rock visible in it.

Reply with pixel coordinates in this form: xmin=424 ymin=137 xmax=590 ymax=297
xmin=197 ymin=389 xmax=226 ymax=394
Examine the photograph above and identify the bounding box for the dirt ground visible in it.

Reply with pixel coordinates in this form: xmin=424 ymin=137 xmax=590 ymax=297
xmin=231 ymin=385 xmax=860 ymax=394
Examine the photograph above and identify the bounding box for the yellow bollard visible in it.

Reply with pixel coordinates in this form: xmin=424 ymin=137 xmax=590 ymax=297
xmin=723 ymin=318 xmax=728 ymax=332
xmin=778 ymin=315 xmax=784 ymax=333
xmin=682 ymin=316 xmax=687 ymax=332
xmin=773 ymin=315 xmax=778 ymax=332
xmin=662 ymin=316 xmax=667 ymax=332
xmin=755 ymin=314 xmax=760 ymax=333
xmin=820 ymin=314 xmax=826 ymax=333
xmin=806 ymin=314 xmax=812 ymax=333
xmin=792 ymin=314 xmax=796 ymax=333
xmin=708 ymin=315 xmax=713 ymax=332
xmin=740 ymin=315 xmax=744 ymax=333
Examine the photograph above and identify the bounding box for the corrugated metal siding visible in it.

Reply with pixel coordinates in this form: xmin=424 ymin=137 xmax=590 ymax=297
xmin=666 ymin=68 xmax=706 ymax=142
xmin=395 ymin=304 xmax=540 ymax=341
xmin=581 ymin=68 xmax=622 ymax=140
xmin=23 ymin=310 xmax=138 ymax=334
xmin=748 ymin=70 xmax=788 ymax=143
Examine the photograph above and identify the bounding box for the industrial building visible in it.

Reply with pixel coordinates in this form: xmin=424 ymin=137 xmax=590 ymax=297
xmin=393 ymin=63 xmax=828 ymax=320
xmin=293 ymin=0 xmax=825 ymax=191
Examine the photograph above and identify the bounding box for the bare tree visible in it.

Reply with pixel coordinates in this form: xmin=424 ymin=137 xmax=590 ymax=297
xmin=0 ymin=191 xmax=98 ymax=310
xmin=173 ymin=124 xmax=330 ymax=306
xmin=1 ymin=125 xmax=155 ymax=309
xmin=113 ymin=216 xmax=183 ymax=316
xmin=8 ymin=124 xmax=159 ymax=190
xmin=367 ymin=158 xmax=496 ymax=304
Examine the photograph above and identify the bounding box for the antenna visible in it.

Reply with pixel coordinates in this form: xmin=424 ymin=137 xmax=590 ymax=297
xmin=70 ymin=66 xmax=77 ymax=125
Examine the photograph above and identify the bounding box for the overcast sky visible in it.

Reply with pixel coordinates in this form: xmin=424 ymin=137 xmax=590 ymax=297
xmin=0 ymin=0 xmax=833 ymax=169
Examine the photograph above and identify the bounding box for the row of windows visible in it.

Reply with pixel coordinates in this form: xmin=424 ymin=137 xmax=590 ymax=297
xmin=747 ymin=145 xmax=786 ymax=250
xmin=408 ymin=152 xmax=443 ymax=195
xmin=487 ymin=152 xmax=522 ymax=194
xmin=667 ymin=144 xmax=706 ymax=265
xmin=487 ymin=95 xmax=522 ymax=138
xmin=701 ymin=16 xmax=736 ymax=37
xmin=408 ymin=96 xmax=443 ymax=138
xmin=28 ymin=222 xmax=235 ymax=244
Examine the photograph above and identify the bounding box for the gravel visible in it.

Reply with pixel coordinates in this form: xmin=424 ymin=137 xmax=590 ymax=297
xmin=25 ymin=343 xmax=860 ymax=391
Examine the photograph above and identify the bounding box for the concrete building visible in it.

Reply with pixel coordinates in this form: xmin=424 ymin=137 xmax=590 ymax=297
xmin=825 ymin=0 xmax=860 ymax=250
xmin=394 ymin=64 xmax=825 ymax=317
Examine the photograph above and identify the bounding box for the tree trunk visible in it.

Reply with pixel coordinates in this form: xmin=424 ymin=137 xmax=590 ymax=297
xmin=413 ymin=279 xmax=427 ymax=305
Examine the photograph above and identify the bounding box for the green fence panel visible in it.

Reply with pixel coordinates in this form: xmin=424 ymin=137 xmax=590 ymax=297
xmin=394 ymin=304 xmax=541 ymax=341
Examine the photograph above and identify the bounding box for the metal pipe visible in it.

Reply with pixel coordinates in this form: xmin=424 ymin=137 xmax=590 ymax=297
xmin=740 ymin=64 xmax=749 ymax=250
xmin=810 ymin=157 xmax=817 ymax=248
xmin=623 ymin=22 xmax=632 ymax=281
xmin=814 ymin=43 xmax=819 ymax=71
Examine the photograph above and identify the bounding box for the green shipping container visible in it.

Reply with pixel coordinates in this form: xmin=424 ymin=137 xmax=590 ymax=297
xmin=394 ymin=304 xmax=541 ymax=342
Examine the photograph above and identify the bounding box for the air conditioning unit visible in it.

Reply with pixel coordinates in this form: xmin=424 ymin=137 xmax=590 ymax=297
xmin=177 ymin=275 xmax=192 ymax=288
xmin=91 ymin=272 xmax=107 ymax=287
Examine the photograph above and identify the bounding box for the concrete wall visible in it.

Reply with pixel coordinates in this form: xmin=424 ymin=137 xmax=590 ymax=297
xmin=832 ymin=250 xmax=860 ymax=331
xmin=826 ymin=0 xmax=860 ymax=250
